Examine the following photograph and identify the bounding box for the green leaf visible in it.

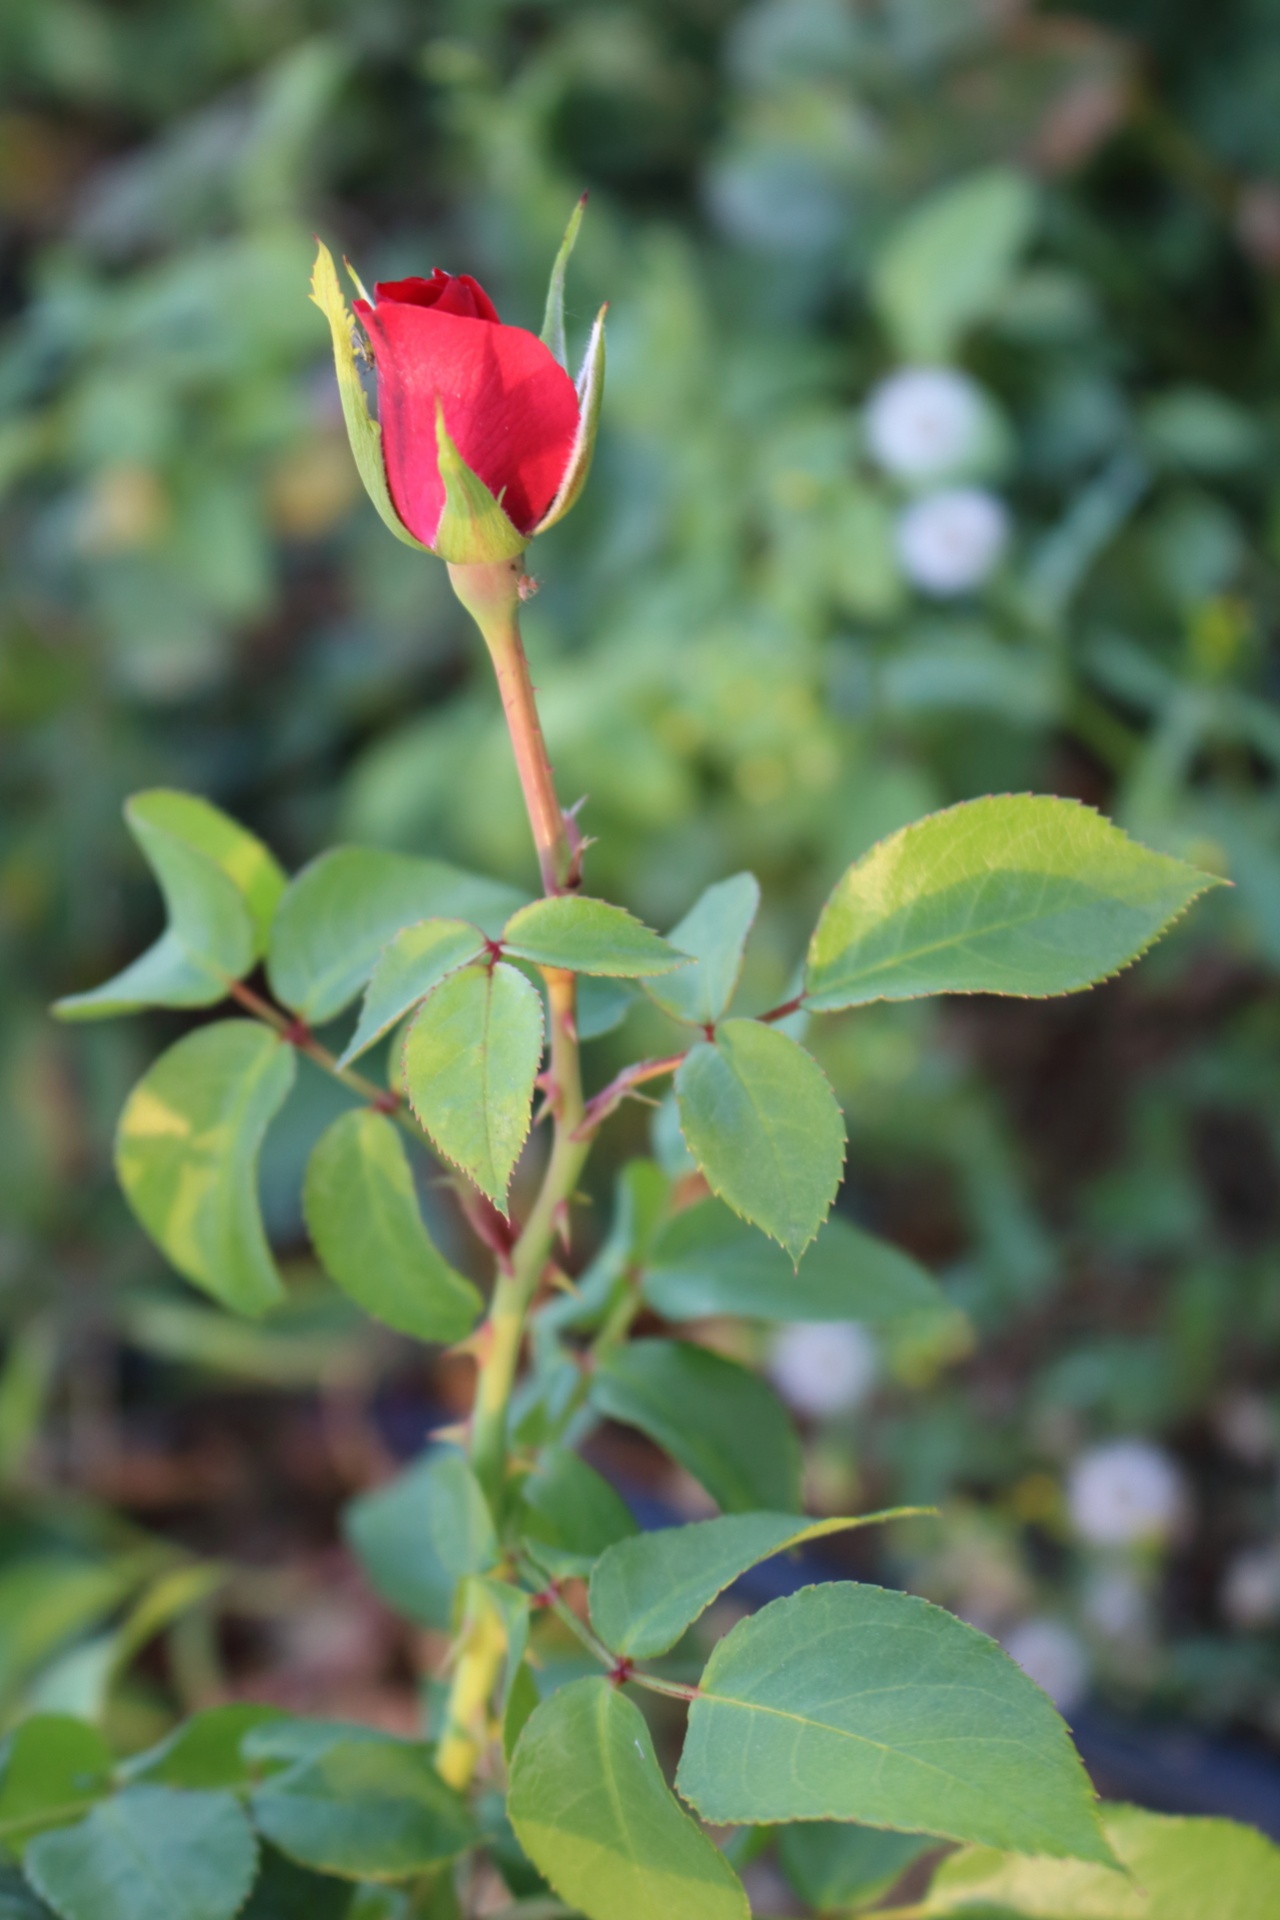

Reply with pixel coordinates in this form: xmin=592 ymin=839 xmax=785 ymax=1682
xmin=0 ymin=1863 xmax=53 ymax=1918
xmin=541 ymin=195 xmax=587 ymax=367
xmin=501 ymin=896 xmax=686 ymax=978
xmin=402 ymin=962 xmax=543 ymax=1210
xmin=251 ymin=1739 xmax=474 ymax=1882
xmin=921 ymin=1803 xmax=1280 ymax=1920
xmin=871 ymin=167 xmax=1037 ymax=359
xmin=520 ymin=1450 xmax=638 ymax=1577
xmin=337 ymin=920 xmax=486 ymax=1068
xmin=431 ymin=403 xmax=528 ymax=565
xmin=642 ymin=874 xmax=760 ymax=1027
xmin=643 ymin=1199 xmax=946 ymax=1326
xmin=310 ymin=240 xmax=430 ymax=553
xmin=676 ymin=1583 xmax=1112 ymax=1865
xmin=304 ymin=1110 xmax=482 ymax=1344
xmin=675 ymin=1023 xmax=845 ymax=1262
xmin=508 ymin=1678 xmax=749 ymax=1920
xmin=0 ymin=1556 xmax=151 ymax=1706
xmin=239 ymin=1843 xmax=353 ymax=1920
xmin=53 ymin=790 xmax=284 ymax=1021
xmin=590 ymin=1340 xmax=800 ymax=1513
xmin=343 ymin=1446 xmax=497 ymax=1629
xmin=268 ymin=847 xmax=525 ymax=1025
xmin=25 ymin=1786 xmax=258 ymax=1920
xmin=0 ymin=1718 xmax=113 ymax=1855
xmin=115 ymin=1021 xmax=295 ymax=1317
xmin=805 ymin=796 xmax=1218 ymax=1012
xmin=778 ymin=1823 xmax=932 ymax=1914
xmin=120 ymin=1069 xmax=288 ymax=1334
xmin=121 ymin=1705 xmax=286 ymax=1792
xmin=588 ymin=1511 xmax=924 ymax=1659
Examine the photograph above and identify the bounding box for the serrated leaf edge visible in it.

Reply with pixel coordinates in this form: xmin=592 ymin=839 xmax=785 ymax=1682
xmin=804 ymin=793 xmax=1225 ymax=1013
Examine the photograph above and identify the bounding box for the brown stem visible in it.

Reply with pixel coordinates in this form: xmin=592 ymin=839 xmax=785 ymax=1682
xmin=573 ymin=1052 xmax=687 ymax=1140
xmin=447 ymin=558 xmax=575 ymax=895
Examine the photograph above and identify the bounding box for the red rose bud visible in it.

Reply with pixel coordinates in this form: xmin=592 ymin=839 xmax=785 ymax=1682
xmin=311 ymin=208 xmax=605 ymax=566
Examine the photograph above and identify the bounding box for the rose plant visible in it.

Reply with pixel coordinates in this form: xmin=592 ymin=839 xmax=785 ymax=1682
xmin=11 ymin=208 xmax=1278 ymax=1920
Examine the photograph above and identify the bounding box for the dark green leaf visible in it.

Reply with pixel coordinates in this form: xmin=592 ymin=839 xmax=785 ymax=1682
xmin=508 ymin=1678 xmax=749 ymax=1920
xmin=304 ymin=1110 xmax=482 ymax=1343
xmin=643 ymin=874 xmax=760 ymax=1026
xmin=0 ymin=1865 xmax=53 ymax=1918
xmin=501 ymin=896 xmax=687 ymax=978
xmin=250 ymin=1740 xmax=474 ymax=1882
xmin=520 ymin=1450 xmax=638 ymax=1577
xmin=589 ymin=1511 xmax=924 ymax=1658
xmin=778 ymin=1823 xmax=932 ymax=1914
xmin=675 ymin=1022 xmax=845 ymax=1262
xmin=804 ymin=797 xmax=1218 ymax=1012
xmin=121 ymin=1705 xmax=286 ymax=1791
xmin=677 ymin=1584 xmax=1112 ymax=1864
xmin=0 ymin=1719 xmax=113 ymax=1855
xmin=590 ymin=1341 xmax=800 ymax=1513
xmin=115 ymin=1021 xmax=295 ymax=1317
xmin=338 ymin=920 xmax=487 ymax=1068
xmin=402 ymin=962 xmax=543 ymax=1210
xmin=343 ymin=1447 xmax=497 ymax=1629
xmin=25 ymin=1786 xmax=258 ymax=1920
xmin=268 ymin=847 xmax=524 ymax=1024
xmin=643 ymin=1200 xmax=945 ymax=1326
xmin=239 ymin=1843 xmax=353 ymax=1920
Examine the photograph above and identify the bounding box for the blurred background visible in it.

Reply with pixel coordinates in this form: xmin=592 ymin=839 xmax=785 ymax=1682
xmin=2 ymin=0 xmax=1279 ymax=1847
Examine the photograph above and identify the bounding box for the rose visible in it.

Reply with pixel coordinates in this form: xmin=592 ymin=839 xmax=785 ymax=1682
xmin=312 ymin=212 xmax=605 ymax=566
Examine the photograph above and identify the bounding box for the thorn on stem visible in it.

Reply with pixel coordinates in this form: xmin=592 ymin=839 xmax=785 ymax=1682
xmin=608 ymin=1658 xmax=634 ymax=1688
xmin=281 ymin=1018 xmax=313 ymax=1048
xmin=371 ymin=1088 xmax=400 ymax=1114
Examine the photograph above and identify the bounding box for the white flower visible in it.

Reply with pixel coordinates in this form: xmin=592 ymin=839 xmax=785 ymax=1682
xmin=1067 ymin=1438 xmax=1186 ymax=1548
xmin=767 ymin=1321 xmax=878 ymax=1419
xmin=1221 ymin=1543 xmax=1280 ymax=1630
xmin=865 ymin=367 xmax=986 ymax=480
xmin=895 ymin=487 xmax=1008 ymax=596
xmin=1002 ymin=1618 xmax=1090 ymax=1713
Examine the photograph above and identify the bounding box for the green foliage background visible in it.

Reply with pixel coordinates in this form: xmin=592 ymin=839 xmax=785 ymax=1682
xmin=2 ymin=0 xmax=1279 ymax=1764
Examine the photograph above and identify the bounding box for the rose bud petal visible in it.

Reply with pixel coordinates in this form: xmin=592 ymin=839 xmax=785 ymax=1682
xmin=355 ymin=275 xmax=580 ymax=552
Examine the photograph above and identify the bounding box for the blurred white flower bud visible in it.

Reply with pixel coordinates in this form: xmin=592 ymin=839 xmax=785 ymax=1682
xmin=768 ymin=1321 xmax=878 ymax=1419
xmin=1067 ymin=1438 xmax=1186 ymax=1548
xmin=1082 ymin=1566 xmax=1149 ymax=1642
xmin=865 ymin=367 xmax=986 ymax=480
xmin=1221 ymin=1542 xmax=1280 ymax=1630
xmin=895 ymin=487 xmax=1008 ymax=596
xmin=1002 ymin=1617 xmax=1090 ymax=1713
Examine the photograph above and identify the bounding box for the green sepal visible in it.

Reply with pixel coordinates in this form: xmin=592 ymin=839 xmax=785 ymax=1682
xmin=541 ymin=194 xmax=588 ymax=368
xmin=534 ymin=304 xmax=607 ymax=535
xmin=309 ymin=239 xmax=431 ymax=554
xmin=431 ymin=402 xmax=529 ymax=565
